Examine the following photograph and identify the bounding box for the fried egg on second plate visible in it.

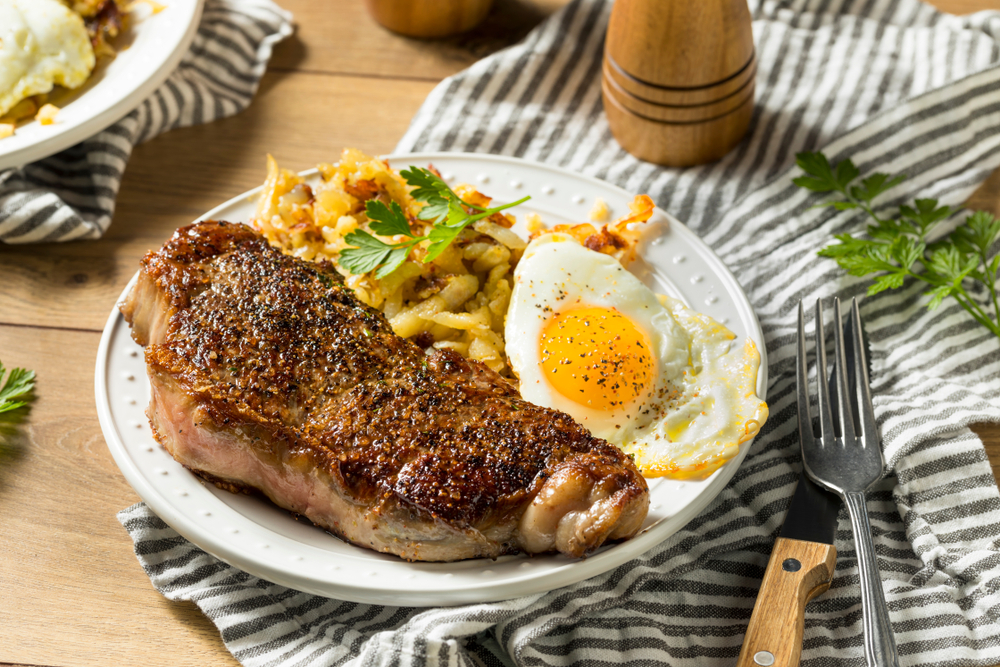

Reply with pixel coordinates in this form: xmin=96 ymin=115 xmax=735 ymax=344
xmin=505 ymin=233 xmax=767 ymax=479
xmin=0 ymin=0 xmax=96 ymax=118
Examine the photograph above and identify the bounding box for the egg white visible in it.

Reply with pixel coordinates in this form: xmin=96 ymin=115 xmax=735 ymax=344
xmin=0 ymin=0 xmax=96 ymax=118
xmin=505 ymin=233 xmax=685 ymax=441
xmin=505 ymin=233 xmax=767 ymax=479
xmin=625 ymin=293 xmax=767 ymax=478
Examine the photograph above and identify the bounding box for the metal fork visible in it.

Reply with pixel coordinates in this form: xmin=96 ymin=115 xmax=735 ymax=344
xmin=796 ymin=297 xmax=899 ymax=667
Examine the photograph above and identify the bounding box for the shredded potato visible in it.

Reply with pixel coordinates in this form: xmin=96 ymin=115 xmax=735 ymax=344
xmin=250 ymin=148 xmax=655 ymax=376
xmin=36 ymin=104 xmax=59 ymax=126
xmin=589 ymin=197 xmax=609 ymax=223
xmin=532 ymin=194 xmax=655 ymax=264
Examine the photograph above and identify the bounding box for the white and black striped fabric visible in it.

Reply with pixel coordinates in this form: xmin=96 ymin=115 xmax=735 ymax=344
xmin=120 ymin=1 xmax=1000 ymax=665
xmin=0 ymin=0 xmax=292 ymax=244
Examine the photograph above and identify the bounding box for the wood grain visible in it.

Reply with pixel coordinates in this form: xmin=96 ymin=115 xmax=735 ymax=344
xmin=736 ymin=538 xmax=838 ymax=667
xmin=0 ymin=325 xmax=238 ymax=667
xmin=1 ymin=1 xmax=999 ymax=666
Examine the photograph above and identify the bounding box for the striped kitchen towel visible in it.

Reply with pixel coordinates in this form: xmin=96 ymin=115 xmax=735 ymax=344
xmin=120 ymin=0 xmax=1000 ymax=666
xmin=0 ymin=0 xmax=292 ymax=244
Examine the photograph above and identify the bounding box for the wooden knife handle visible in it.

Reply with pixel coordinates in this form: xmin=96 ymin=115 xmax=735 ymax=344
xmin=736 ymin=537 xmax=837 ymax=667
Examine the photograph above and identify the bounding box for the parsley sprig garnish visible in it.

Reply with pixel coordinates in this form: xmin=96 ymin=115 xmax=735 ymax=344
xmin=338 ymin=200 xmax=423 ymax=279
xmin=338 ymin=167 xmax=530 ymax=279
xmin=0 ymin=359 xmax=35 ymax=414
xmin=794 ymin=151 xmax=1000 ymax=340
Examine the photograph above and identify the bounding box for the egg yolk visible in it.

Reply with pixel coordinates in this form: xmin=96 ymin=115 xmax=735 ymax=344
xmin=539 ymin=306 xmax=655 ymax=412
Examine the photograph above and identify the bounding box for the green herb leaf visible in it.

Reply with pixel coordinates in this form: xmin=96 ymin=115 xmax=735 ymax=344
xmin=868 ymin=218 xmax=914 ymax=242
xmin=952 ymin=210 xmax=1000 ymax=256
xmin=924 ymin=284 xmax=955 ymax=310
xmin=339 ymin=230 xmax=397 ymax=275
xmin=418 ymin=198 xmax=451 ymax=222
xmin=374 ymin=244 xmax=414 ymax=279
xmin=890 ymin=235 xmax=924 ymax=272
xmin=797 ymin=150 xmax=1000 ymax=342
xmin=401 ymin=166 xmax=530 ymax=264
xmin=365 ymin=200 xmax=415 ymax=238
xmin=400 ymin=167 xmax=451 ymax=204
xmin=401 ymin=167 xmax=462 ymax=221
xmin=817 ymin=233 xmax=875 ymax=259
xmin=0 ymin=362 xmax=36 ymax=414
xmin=424 ymin=223 xmax=465 ymax=263
xmin=794 ymin=152 xmax=852 ymax=194
xmin=866 ymin=271 xmax=906 ymax=295
xmin=849 ymin=173 xmax=906 ymax=205
xmin=340 ymin=202 xmax=426 ymax=278
xmin=794 ymin=175 xmax=839 ymax=193
xmin=899 ymin=198 xmax=951 ymax=237
xmin=837 ymin=245 xmax=896 ymax=277
xmin=835 ymin=159 xmax=860 ymax=190
xmin=925 ymin=245 xmax=978 ymax=284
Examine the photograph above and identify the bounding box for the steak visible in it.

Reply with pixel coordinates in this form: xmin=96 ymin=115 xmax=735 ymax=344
xmin=121 ymin=221 xmax=649 ymax=561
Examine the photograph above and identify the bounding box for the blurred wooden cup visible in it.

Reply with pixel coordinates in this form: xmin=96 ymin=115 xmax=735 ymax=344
xmin=365 ymin=0 xmax=494 ymax=38
xmin=602 ymin=0 xmax=756 ymax=167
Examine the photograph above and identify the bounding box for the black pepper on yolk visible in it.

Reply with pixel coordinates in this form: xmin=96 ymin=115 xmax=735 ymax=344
xmin=538 ymin=306 xmax=656 ymax=411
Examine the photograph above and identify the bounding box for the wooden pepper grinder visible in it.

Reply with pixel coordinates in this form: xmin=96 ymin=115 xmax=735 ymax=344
xmin=602 ymin=0 xmax=756 ymax=167
xmin=365 ymin=0 xmax=494 ymax=38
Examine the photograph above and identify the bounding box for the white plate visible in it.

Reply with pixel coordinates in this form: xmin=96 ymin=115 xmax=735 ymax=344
xmin=95 ymin=153 xmax=768 ymax=607
xmin=0 ymin=0 xmax=204 ymax=170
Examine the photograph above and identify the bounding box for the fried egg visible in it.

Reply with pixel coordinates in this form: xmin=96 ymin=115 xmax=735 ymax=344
xmin=0 ymin=0 xmax=96 ymax=118
xmin=505 ymin=233 xmax=767 ymax=479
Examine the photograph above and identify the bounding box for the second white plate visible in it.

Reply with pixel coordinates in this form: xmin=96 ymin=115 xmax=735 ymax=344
xmin=0 ymin=0 xmax=204 ymax=170
xmin=95 ymin=153 xmax=768 ymax=607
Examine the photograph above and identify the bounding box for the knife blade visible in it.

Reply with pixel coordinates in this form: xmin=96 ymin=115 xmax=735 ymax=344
xmin=736 ymin=472 xmax=841 ymax=667
xmin=780 ymin=471 xmax=840 ymax=544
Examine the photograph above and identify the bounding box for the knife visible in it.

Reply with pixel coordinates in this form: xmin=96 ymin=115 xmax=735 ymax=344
xmin=736 ymin=472 xmax=840 ymax=667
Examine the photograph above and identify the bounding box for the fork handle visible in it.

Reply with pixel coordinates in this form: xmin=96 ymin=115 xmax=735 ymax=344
xmin=844 ymin=490 xmax=900 ymax=667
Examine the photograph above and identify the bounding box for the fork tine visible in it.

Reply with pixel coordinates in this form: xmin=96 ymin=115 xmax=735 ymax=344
xmin=796 ymin=301 xmax=814 ymax=445
xmin=814 ymin=299 xmax=835 ymax=443
xmin=850 ymin=298 xmax=879 ymax=446
xmin=832 ymin=297 xmax=857 ymax=443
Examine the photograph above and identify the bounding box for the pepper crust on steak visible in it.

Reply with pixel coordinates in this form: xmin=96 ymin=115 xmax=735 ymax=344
xmin=120 ymin=221 xmax=649 ymax=561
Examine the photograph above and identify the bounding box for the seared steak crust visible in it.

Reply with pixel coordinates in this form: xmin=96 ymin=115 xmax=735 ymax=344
xmin=122 ymin=221 xmax=649 ymax=561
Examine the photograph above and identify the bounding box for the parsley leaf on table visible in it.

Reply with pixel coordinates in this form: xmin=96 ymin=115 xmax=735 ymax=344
xmin=0 ymin=360 xmax=36 ymax=414
xmin=338 ymin=167 xmax=531 ymax=278
xmin=796 ymin=151 xmax=1000 ymax=341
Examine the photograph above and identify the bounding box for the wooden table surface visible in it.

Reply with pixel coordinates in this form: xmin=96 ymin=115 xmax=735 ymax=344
xmin=2 ymin=1 xmax=998 ymax=665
